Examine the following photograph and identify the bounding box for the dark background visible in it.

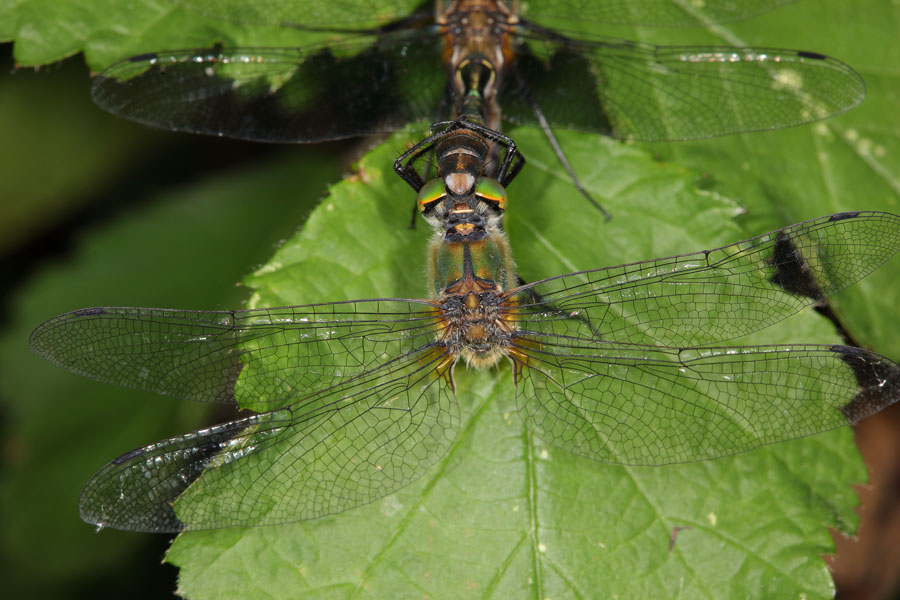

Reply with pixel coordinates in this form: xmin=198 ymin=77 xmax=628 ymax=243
xmin=0 ymin=42 xmax=353 ymax=599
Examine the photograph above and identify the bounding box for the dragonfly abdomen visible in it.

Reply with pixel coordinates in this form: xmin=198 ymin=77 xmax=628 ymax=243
xmin=441 ymin=0 xmax=516 ymax=130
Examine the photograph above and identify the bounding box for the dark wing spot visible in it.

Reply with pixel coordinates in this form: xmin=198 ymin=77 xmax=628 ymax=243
xmin=829 ymin=211 xmax=860 ymax=222
xmin=74 ymin=308 xmax=105 ymax=316
xmin=768 ymin=231 xmax=823 ymax=300
xmin=104 ymin=419 xmax=254 ymax=532
xmin=832 ymin=345 xmax=900 ymax=423
xmin=798 ymin=50 xmax=827 ymax=60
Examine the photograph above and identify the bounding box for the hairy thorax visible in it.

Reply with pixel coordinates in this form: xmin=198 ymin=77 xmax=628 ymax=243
xmin=428 ymin=215 xmax=518 ymax=369
xmin=440 ymin=284 xmax=514 ymax=368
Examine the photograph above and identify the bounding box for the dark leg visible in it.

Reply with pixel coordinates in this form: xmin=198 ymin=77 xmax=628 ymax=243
xmin=395 ymin=120 xmax=470 ymax=192
xmin=514 ymin=276 xmax=601 ymax=337
xmin=449 ymin=119 xmax=526 ymax=187
xmin=394 ymin=134 xmax=441 ymax=193
xmin=514 ymin=71 xmax=612 ymax=221
xmin=409 ymin=201 xmax=419 ymax=229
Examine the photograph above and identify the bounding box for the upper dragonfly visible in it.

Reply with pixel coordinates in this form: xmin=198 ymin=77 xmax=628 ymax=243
xmin=93 ymin=0 xmax=864 ymax=161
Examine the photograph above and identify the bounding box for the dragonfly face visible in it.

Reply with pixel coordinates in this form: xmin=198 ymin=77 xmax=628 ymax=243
xmin=434 ymin=123 xmax=494 ymax=195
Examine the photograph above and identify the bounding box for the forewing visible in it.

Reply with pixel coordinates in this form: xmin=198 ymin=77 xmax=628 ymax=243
xmin=511 ymin=336 xmax=900 ymax=465
xmin=30 ymin=300 xmax=441 ymax=411
xmin=505 ymin=33 xmax=864 ymax=141
xmin=504 ymin=212 xmax=900 ymax=347
xmin=79 ymin=344 xmax=457 ymax=532
xmin=91 ymin=37 xmax=445 ymax=142
xmin=174 ymin=0 xmax=796 ymax=29
xmin=523 ymin=0 xmax=799 ymax=26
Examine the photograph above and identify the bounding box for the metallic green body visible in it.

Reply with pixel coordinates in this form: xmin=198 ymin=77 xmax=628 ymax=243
xmin=427 ymin=228 xmax=516 ymax=299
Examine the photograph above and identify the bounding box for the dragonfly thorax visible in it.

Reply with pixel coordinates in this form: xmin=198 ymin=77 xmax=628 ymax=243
xmin=439 ymin=289 xmax=513 ymax=369
xmin=427 ymin=209 xmax=517 ymax=349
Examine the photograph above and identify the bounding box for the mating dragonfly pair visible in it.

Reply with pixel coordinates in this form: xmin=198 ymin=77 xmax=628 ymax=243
xmin=29 ymin=0 xmax=900 ymax=532
xmin=31 ymin=115 xmax=900 ymax=531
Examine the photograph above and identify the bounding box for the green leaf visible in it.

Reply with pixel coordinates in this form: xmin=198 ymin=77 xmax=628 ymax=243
xmin=1 ymin=0 xmax=342 ymax=70
xmin=167 ymin=126 xmax=866 ymax=599
xmin=627 ymin=0 xmax=900 ymax=359
xmin=0 ymin=150 xmax=340 ymax=596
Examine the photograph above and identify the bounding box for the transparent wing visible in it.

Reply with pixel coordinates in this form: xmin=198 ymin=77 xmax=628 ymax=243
xmin=511 ymin=337 xmax=900 ymax=465
xmin=91 ymin=36 xmax=445 ymax=142
xmin=173 ymin=0 xmax=797 ymax=29
xmin=29 ymin=299 xmax=442 ymax=412
xmin=79 ymin=343 xmax=457 ymax=532
xmin=506 ymin=33 xmax=864 ymax=141
xmin=522 ymin=0 xmax=799 ymax=26
xmin=504 ymin=212 xmax=900 ymax=347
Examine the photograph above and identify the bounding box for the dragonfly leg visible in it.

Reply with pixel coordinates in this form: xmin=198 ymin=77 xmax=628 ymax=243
xmin=447 ymin=118 xmax=526 ymax=187
xmin=513 ymin=275 xmax=601 ymax=338
xmin=395 ymin=140 xmax=434 ymax=192
xmin=409 ymin=200 xmax=419 ymax=229
xmin=514 ymin=73 xmax=612 ymax=221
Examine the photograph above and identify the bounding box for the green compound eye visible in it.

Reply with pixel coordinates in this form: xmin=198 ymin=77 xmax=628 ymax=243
xmin=417 ymin=178 xmax=447 ymax=213
xmin=474 ymin=177 xmax=507 ymax=211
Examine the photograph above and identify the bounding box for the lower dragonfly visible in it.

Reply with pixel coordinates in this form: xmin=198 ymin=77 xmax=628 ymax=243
xmin=30 ymin=143 xmax=900 ymax=532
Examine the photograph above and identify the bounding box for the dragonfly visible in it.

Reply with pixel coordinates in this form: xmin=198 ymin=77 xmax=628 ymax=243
xmin=91 ymin=0 xmax=865 ymax=218
xmin=30 ymin=202 xmax=900 ymax=530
